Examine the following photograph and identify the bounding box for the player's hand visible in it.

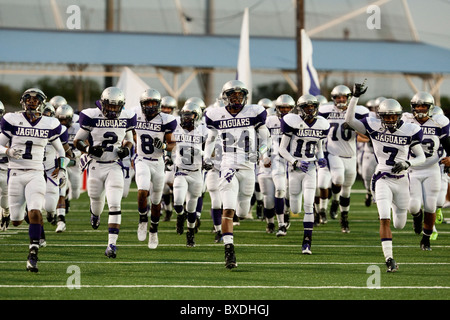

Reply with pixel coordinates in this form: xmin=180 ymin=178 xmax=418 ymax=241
xmin=153 ymin=137 xmax=166 ymax=150
xmin=117 ymin=146 xmax=130 ymax=159
xmin=353 ymin=80 xmax=368 ymax=97
xmin=293 ymin=160 xmax=309 ymax=173
xmin=6 ymin=147 xmax=22 ymax=159
xmin=59 ymin=174 xmax=67 ymax=188
xmin=317 ymin=158 xmax=327 ymax=168
xmin=202 ymin=158 xmax=213 ymax=171
xmin=392 ymin=161 xmax=410 ymax=174
xmin=263 ymin=157 xmax=271 ymax=168
xmin=87 ymin=145 xmax=104 ymax=157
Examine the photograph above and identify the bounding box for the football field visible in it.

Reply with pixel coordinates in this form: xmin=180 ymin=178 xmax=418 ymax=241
xmin=0 ymin=179 xmax=449 ymax=302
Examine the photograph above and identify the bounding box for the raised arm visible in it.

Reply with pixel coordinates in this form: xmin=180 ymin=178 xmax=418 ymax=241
xmin=344 ymin=81 xmax=368 ymax=134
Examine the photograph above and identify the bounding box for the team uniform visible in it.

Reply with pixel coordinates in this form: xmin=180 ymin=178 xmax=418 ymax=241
xmin=0 ymin=109 xmax=65 ymax=272
xmin=172 ymin=118 xmax=208 ymax=246
xmin=318 ymin=102 xmax=369 ymax=231
xmin=43 ymin=124 xmax=69 ymax=232
xmin=279 ymin=112 xmax=329 ymax=253
xmin=75 ymin=102 xmax=136 ymax=256
xmin=65 ymin=121 xmax=82 ymax=201
xmin=205 ymin=104 xmax=267 ymax=217
xmin=345 ymin=92 xmax=425 ymax=272
xmin=134 ymin=106 xmax=177 ymax=245
xmin=401 ymin=111 xmax=450 ymax=245
xmin=258 ymin=114 xmax=288 ymax=235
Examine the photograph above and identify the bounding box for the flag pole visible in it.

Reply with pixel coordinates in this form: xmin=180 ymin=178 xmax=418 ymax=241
xmin=296 ymin=0 xmax=305 ymax=98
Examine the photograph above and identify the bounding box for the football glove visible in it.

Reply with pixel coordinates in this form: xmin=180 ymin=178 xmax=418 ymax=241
xmin=293 ymin=160 xmax=309 ymax=173
xmin=202 ymin=158 xmax=213 ymax=171
xmin=317 ymin=158 xmax=327 ymax=168
xmin=391 ymin=161 xmax=411 ymax=174
xmin=117 ymin=146 xmax=130 ymax=159
xmin=6 ymin=147 xmax=22 ymax=159
xmin=352 ymin=79 xmax=368 ymax=97
xmin=153 ymin=137 xmax=166 ymax=150
xmin=87 ymin=145 xmax=104 ymax=158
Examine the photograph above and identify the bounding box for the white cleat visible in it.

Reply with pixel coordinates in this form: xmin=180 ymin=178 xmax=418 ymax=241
xmin=137 ymin=222 xmax=148 ymax=241
xmin=148 ymin=232 xmax=158 ymax=249
xmin=56 ymin=221 xmax=66 ymax=233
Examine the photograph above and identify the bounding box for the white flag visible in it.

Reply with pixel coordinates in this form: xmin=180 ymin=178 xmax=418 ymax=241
xmin=116 ymin=67 xmax=150 ymax=110
xmin=301 ymin=29 xmax=321 ymax=96
xmin=236 ymin=7 xmax=252 ymax=104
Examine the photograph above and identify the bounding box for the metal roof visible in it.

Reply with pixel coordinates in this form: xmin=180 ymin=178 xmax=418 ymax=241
xmin=2 ymin=28 xmax=450 ymax=74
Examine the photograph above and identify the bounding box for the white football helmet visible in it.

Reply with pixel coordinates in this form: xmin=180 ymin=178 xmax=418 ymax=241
xmin=315 ymin=95 xmax=328 ymax=105
xmin=101 ymin=87 xmax=125 ymax=120
xmin=20 ymin=88 xmax=47 ymax=118
xmin=221 ymin=80 xmax=249 ymax=112
xmin=258 ymin=98 xmax=274 ymax=109
xmin=377 ymin=99 xmax=403 ymax=131
xmin=180 ymin=101 xmax=202 ymax=130
xmin=331 ymin=85 xmax=351 ymax=109
xmin=42 ymin=102 xmax=56 ymax=117
xmin=275 ymin=94 xmax=295 ymax=118
xmin=55 ymin=104 xmax=74 ymax=127
xmin=139 ymin=88 xmax=161 ymax=120
xmin=296 ymin=94 xmax=319 ymax=121
xmin=410 ymin=91 xmax=435 ymax=119
xmin=161 ymin=96 xmax=177 ymax=114
xmin=49 ymin=96 xmax=68 ymax=108
xmin=185 ymin=97 xmax=206 ymax=111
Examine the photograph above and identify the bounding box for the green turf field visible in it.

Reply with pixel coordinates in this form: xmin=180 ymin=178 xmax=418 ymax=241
xmin=0 ymin=179 xmax=449 ymax=301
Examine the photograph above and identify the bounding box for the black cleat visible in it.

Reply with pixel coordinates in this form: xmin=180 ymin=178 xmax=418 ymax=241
xmin=329 ymin=200 xmax=339 ymax=219
xmin=224 ymin=244 xmax=237 ymax=269
xmin=420 ymin=237 xmax=432 ymax=251
xmin=386 ymin=257 xmax=398 ymax=273
xmin=214 ymin=231 xmax=223 ymax=243
xmin=176 ymin=213 xmax=186 ymax=235
xmin=340 ymin=211 xmax=350 ymax=233
xmin=319 ymin=209 xmax=327 ymax=224
xmin=90 ymin=213 xmax=100 ymax=230
xmin=365 ymin=193 xmax=372 ymax=207
xmin=412 ymin=211 xmax=423 ymax=235
xmin=266 ymin=222 xmax=275 ymax=234
xmin=26 ymin=248 xmax=39 ymax=273
xmin=186 ymin=229 xmax=195 ymax=247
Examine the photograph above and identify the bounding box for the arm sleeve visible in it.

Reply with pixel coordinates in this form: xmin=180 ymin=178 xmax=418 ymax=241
xmin=51 ymin=137 xmax=66 ymax=158
xmin=409 ymin=143 xmax=426 ymax=167
xmin=203 ymin=128 xmax=218 ymax=160
xmin=256 ymin=124 xmax=271 ymax=158
xmin=278 ymin=134 xmax=296 ymax=164
xmin=344 ymin=97 xmax=367 ymax=134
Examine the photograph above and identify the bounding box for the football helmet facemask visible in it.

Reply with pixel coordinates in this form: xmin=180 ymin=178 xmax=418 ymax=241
xmin=140 ymin=88 xmax=161 ymax=120
xmin=101 ymin=87 xmax=125 ymax=120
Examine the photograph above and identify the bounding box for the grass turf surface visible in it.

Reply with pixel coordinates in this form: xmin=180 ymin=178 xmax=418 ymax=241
xmin=0 ymin=179 xmax=449 ymax=302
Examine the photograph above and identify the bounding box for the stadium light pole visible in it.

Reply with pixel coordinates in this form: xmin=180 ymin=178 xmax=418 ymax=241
xmin=296 ymin=0 xmax=305 ymax=97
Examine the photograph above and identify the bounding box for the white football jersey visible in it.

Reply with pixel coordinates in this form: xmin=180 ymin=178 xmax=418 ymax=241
xmin=173 ymin=120 xmax=208 ymax=171
xmin=1 ymin=112 xmax=62 ymax=170
xmin=66 ymin=122 xmax=80 ymax=150
xmin=281 ymin=113 xmax=330 ymax=161
xmin=205 ymin=104 xmax=267 ymax=170
xmin=319 ymin=103 xmax=369 ymax=157
xmin=265 ymin=114 xmax=287 ymax=174
xmin=360 ymin=117 xmax=423 ymax=173
xmin=77 ymin=106 xmax=136 ymax=162
xmin=401 ymin=112 xmax=450 ymax=169
xmin=133 ymin=107 xmax=177 ymax=160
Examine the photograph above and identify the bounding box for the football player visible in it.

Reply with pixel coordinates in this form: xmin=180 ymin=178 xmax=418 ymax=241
xmin=258 ymin=94 xmax=293 ymax=236
xmin=42 ymin=103 xmax=71 ymax=234
xmin=278 ymin=94 xmax=330 ymax=254
xmin=133 ymin=88 xmax=176 ymax=249
xmin=203 ymin=80 xmax=270 ymax=269
xmin=0 ymin=88 xmax=66 ymax=272
xmin=345 ymin=81 xmax=425 ymax=272
xmin=0 ymin=100 xmax=9 ymax=231
xmin=160 ymin=96 xmax=178 ymax=221
xmin=73 ymin=87 xmax=136 ymax=258
xmin=55 ymin=104 xmax=82 ymax=214
xmin=401 ymin=92 xmax=450 ymax=250
xmin=319 ymin=85 xmax=369 ymax=232
xmin=172 ymin=102 xmax=207 ymax=247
